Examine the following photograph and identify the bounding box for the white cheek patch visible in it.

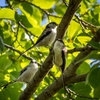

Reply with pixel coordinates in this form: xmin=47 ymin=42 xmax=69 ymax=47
xmin=51 ymin=26 xmax=57 ymax=34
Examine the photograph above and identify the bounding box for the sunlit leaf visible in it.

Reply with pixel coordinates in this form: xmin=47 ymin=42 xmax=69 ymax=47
xmin=0 ymin=8 xmax=15 ymax=21
xmin=67 ymin=20 xmax=81 ymax=39
xmin=33 ymin=0 xmax=56 ymax=9
xmin=19 ymin=2 xmax=37 ymax=27
xmin=77 ymin=36 xmax=91 ymax=44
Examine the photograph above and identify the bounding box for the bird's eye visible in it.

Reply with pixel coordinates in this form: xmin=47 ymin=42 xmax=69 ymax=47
xmin=34 ymin=61 xmax=37 ymax=64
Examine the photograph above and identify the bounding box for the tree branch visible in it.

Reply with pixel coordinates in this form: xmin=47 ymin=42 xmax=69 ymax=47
xmin=57 ymin=0 xmax=82 ymax=39
xmin=4 ymin=44 xmax=33 ymax=61
xmin=67 ymin=46 xmax=96 ymax=54
xmin=35 ymin=74 xmax=87 ymax=100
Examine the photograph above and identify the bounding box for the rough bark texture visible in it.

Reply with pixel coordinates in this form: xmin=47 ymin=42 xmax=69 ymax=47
xmin=57 ymin=0 xmax=82 ymax=39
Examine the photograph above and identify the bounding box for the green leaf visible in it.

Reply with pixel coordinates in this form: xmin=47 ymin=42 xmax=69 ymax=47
xmin=0 ymin=8 xmax=16 ymax=21
xmin=88 ymin=68 xmax=100 ymax=98
xmin=76 ymin=62 xmax=90 ymax=74
xmin=93 ymin=86 xmax=100 ymax=98
xmin=88 ymin=68 xmax=100 ymax=88
xmin=19 ymin=3 xmax=37 ymax=27
xmin=80 ymin=1 xmax=88 ymax=14
xmin=19 ymin=15 xmax=33 ymax=28
xmin=94 ymin=6 xmax=100 ymax=13
xmin=74 ymin=82 xmax=91 ymax=94
xmin=73 ymin=82 xmax=92 ymax=100
xmin=0 ymin=84 xmax=22 ymax=100
xmin=0 ymin=36 xmax=4 ymax=53
xmin=89 ymin=41 xmax=100 ymax=50
xmin=32 ymin=7 xmax=42 ymax=24
xmin=33 ymin=0 xmax=56 ymax=9
xmin=0 ymin=73 xmax=4 ymax=80
xmin=86 ymin=62 xmax=100 ymax=83
xmin=77 ymin=36 xmax=91 ymax=44
xmin=75 ymin=51 xmax=100 ymax=65
xmin=67 ymin=20 xmax=81 ymax=39
xmin=0 ymin=55 xmax=12 ymax=70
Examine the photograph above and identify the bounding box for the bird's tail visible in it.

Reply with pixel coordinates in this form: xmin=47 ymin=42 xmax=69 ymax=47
xmin=1 ymin=80 xmax=16 ymax=89
xmin=17 ymin=45 xmax=34 ymax=59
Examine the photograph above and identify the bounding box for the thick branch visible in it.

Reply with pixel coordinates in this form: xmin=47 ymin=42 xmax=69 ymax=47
xmin=57 ymin=0 xmax=82 ymax=39
xmin=35 ymin=74 xmax=87 ymax=100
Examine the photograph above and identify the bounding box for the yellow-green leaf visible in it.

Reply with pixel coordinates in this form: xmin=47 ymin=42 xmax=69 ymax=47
xmin=0 ymin=8 xmax=15 ymax=21
xmin=33 ymin=0 xmax=56 ymax=9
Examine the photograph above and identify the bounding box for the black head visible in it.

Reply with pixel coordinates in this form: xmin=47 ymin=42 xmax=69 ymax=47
xmin=46 ymin=22 xmax=58 ymax=28
xmin=56 ymin=38 xmax=64 ymax=44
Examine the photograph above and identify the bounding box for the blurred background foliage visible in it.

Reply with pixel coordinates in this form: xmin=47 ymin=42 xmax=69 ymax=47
xmin=0 ymin=0 xmax=100 ymax=100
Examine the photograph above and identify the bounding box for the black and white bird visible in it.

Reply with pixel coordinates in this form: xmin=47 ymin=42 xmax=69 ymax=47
xmin=2 ymin=60 xmax=38 ymax=88
xmin=53 ymin=39 xmax=67 ymax=93
xmin=53 ymin=39 xmax=67 ymax=73
xmin=18 ymin=22 xmax=58 ymax=58
xmin=34 ymin=22 xmax=58 ymax=47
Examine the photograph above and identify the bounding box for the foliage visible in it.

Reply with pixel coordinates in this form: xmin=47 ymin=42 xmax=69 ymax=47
xmin=0 ymin=0 xmax=100 ymax=100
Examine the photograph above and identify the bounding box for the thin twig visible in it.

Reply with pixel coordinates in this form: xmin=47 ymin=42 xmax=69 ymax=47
xmin=17 ymin=0 xmax=62 ymax=19
xmin=62 ymin=0 xmax=99 ymax=29
xmin=4 ymin=43 xmax=97 ymax=59
xmin=67 ymin=45 xmax=97 ymax=54
xmin=4 ymin=43 xmax=33 ymax=60
xmin=6 ymin=0 xmax=13 ymax=9
xmin=4 ymin=43 xmax=41 ymax=66
xmin=67 ymin=88 xmax=99 ymax=100
xmin=6 ymin=0 xmax=37 ymax=44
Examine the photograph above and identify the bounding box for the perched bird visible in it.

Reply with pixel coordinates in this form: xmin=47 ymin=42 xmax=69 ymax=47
xmin=1 ymin=60 xmax=38 ymax=88
xmin=53 ymin=39 xmax=67 ymax=93
xmin=33 ymin=22 xmax=58 ymax=47
xmin=53 ymin=39 xmax=67 ymax=73
xmin=18 ymin=22 xmax=58 ymax=58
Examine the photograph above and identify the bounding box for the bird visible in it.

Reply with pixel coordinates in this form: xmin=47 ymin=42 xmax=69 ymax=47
xmin=53 ymin=39 xmax=67 ymax=93
xmin=53 ymin=39 xmax=67 ymax=73
xmin=33 ymin=22 xmax=58 ymax=47
xmin=18 ymin=22 xmax=58 ymax=58
xmin=1 ymin=60 xmax=38 ymax=88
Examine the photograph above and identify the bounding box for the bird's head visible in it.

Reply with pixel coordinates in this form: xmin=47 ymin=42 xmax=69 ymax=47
xmin=46 ymin=22 xmax=58 ymax=29
xmin=54 ymin=39 xmax=65 ymax=50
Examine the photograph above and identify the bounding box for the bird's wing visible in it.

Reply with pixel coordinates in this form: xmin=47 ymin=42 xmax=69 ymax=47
xmin=19 ymin=66 xmax=28 ymax=75
xmin=34 ymin=28 xmax=52 ymax=46
xmin=60 ymin=49 xmax=66 ymax=73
